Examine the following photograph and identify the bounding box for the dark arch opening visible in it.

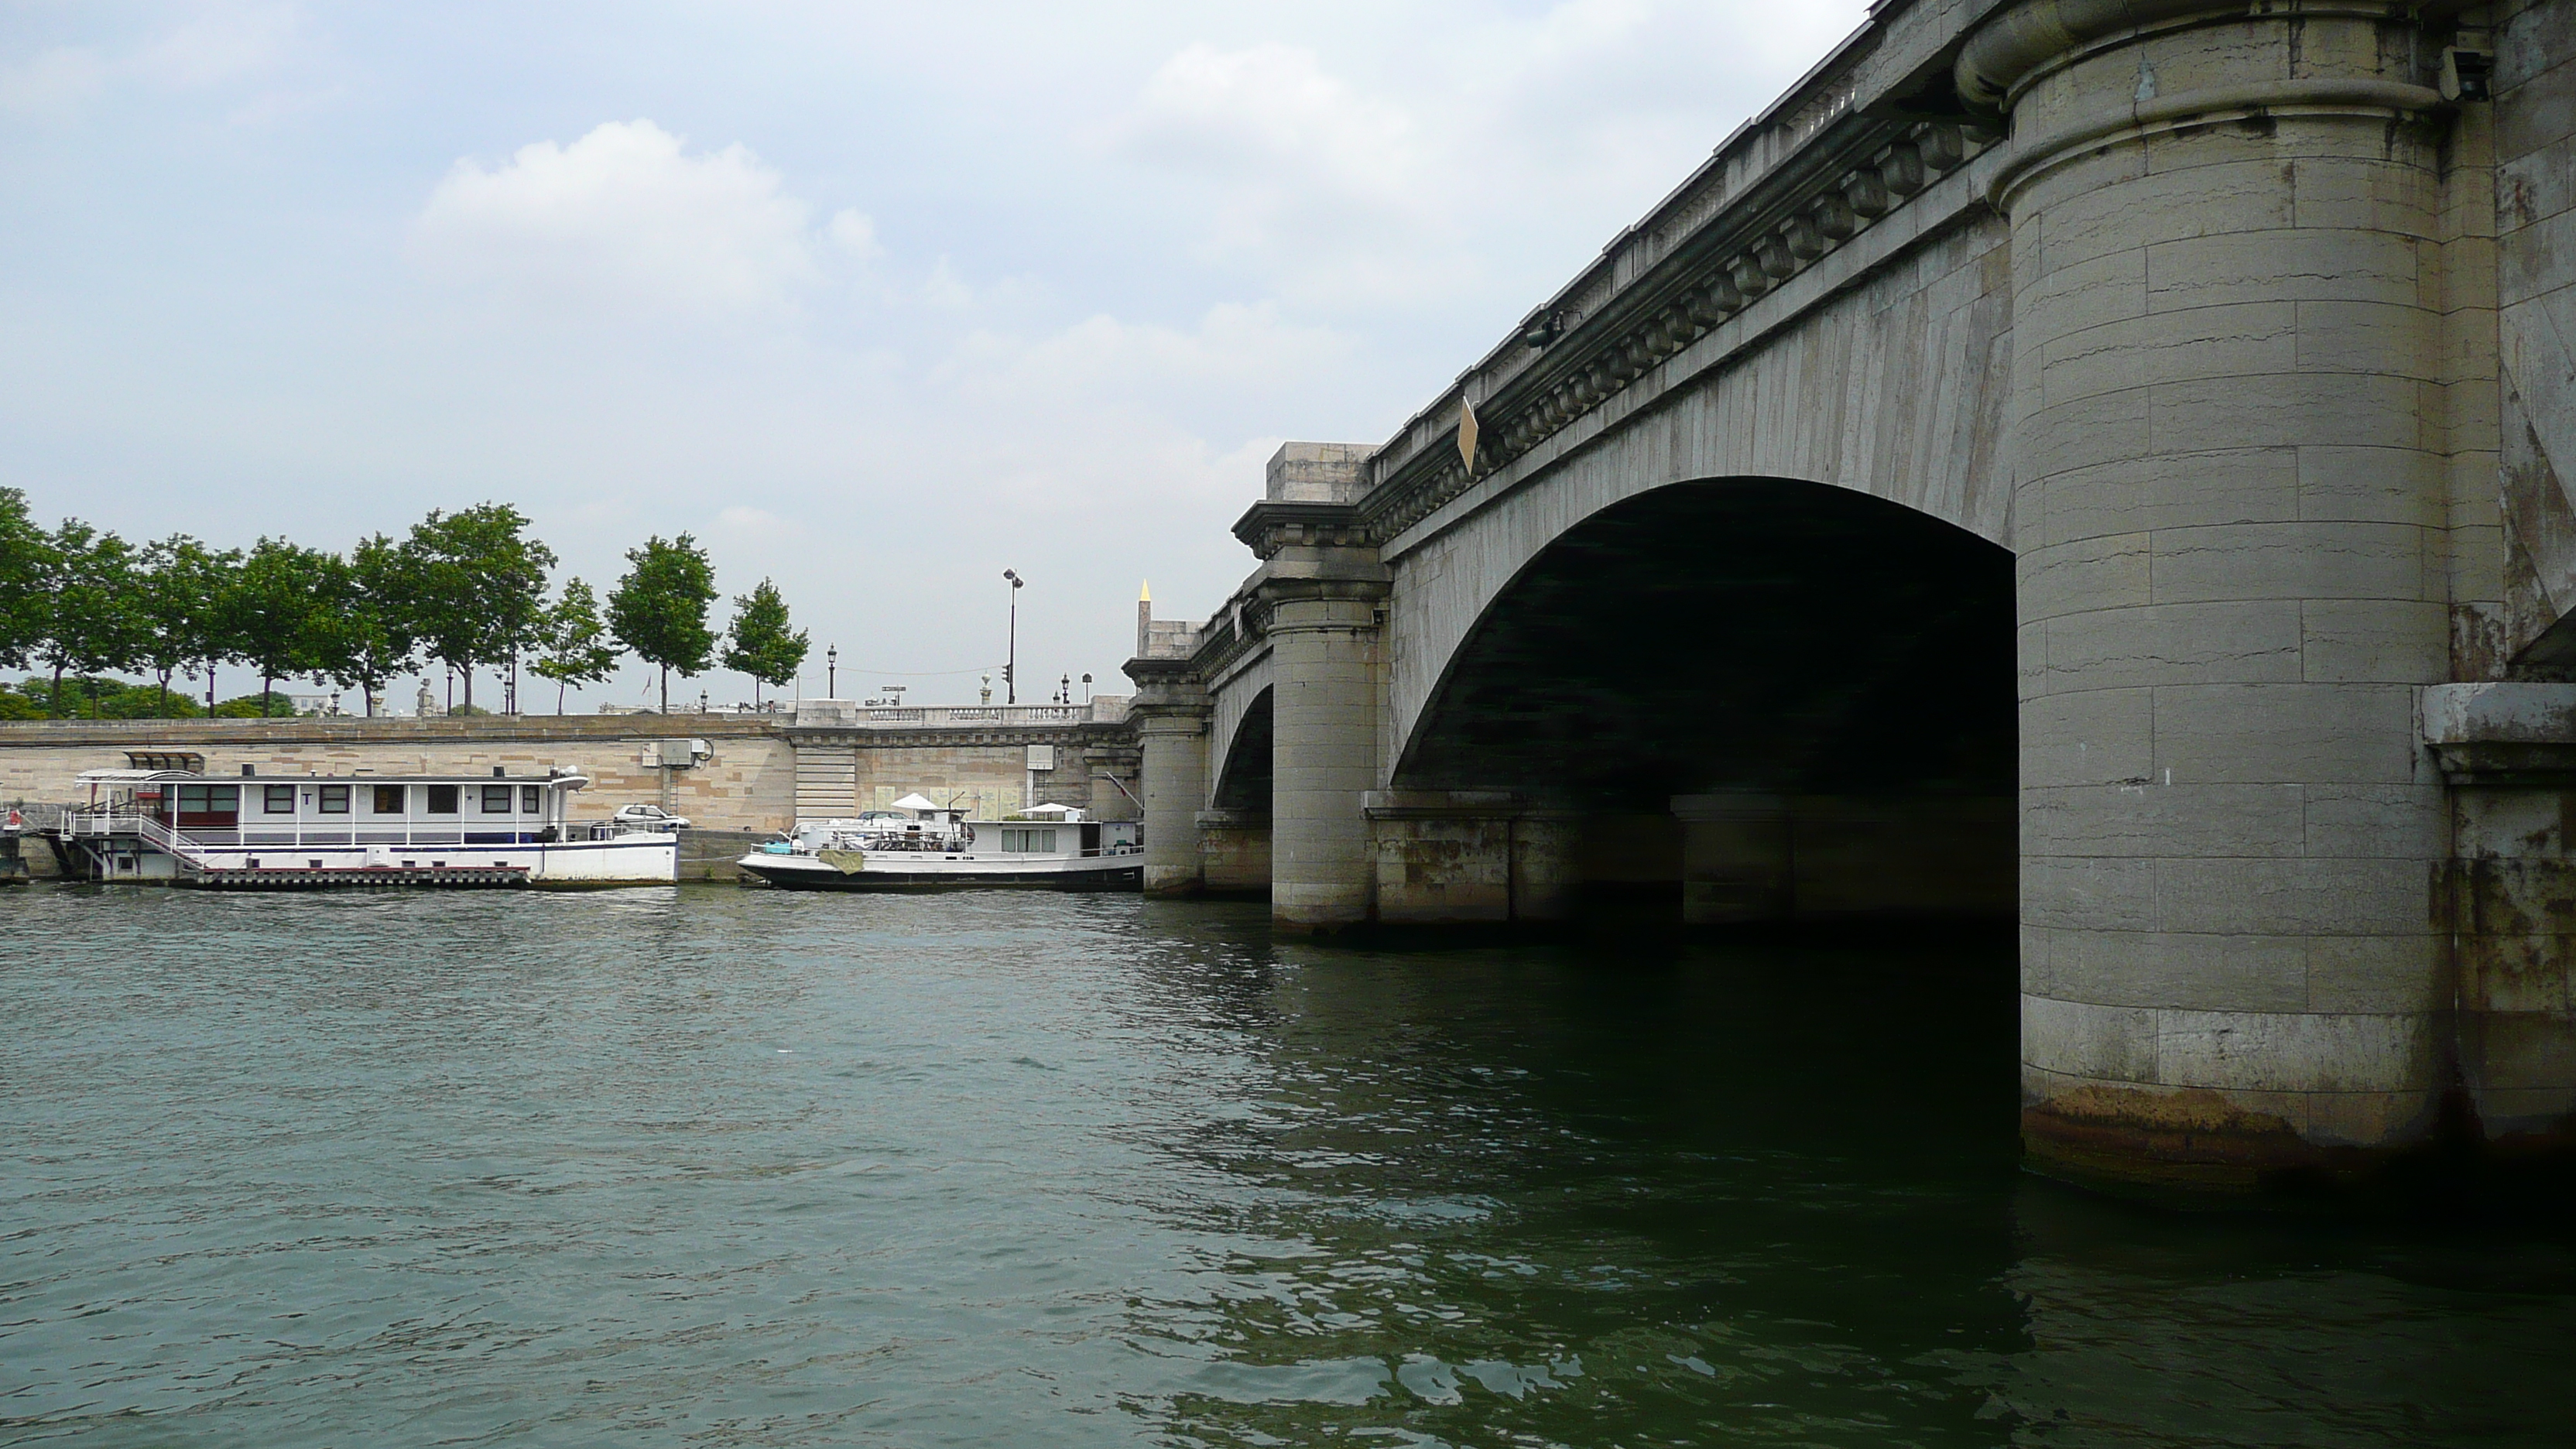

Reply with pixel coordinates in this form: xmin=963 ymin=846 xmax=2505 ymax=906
xmin=1394 ymin=478 xmax=2015 ymax=924
xmin=1211 ymin=687 xmax=1274 ymax=813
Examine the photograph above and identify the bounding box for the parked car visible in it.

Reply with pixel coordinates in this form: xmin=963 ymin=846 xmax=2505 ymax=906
xmin=611 ymin=803 xmax=691 ymax=831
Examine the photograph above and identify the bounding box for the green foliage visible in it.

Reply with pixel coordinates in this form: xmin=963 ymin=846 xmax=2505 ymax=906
xmin=608 ymin=533 xmax=717 ymax=712
xmin=308 ymin=534 xmax=418 ymax=715
xmin=1 ymin=676 xmax=210 ymax=720
xmin=0 ymin=488 xmax=46 ymax=670
xmin=33 ymin=519 xmax=146 ymax=717
xmin=221 ymin=538 xmax=334 ymax=714
xmin=398 ymin=504 xmax=556 ymax=714
xmin=214 ymin=691 xmax=299 ymax=718
xmin=721 ymin=577 xmax=808 ymax=706
xmin=134 ymin=535 xmax=232 ymax=717
xmin=531 ymin=577 xmax=622 ymax=713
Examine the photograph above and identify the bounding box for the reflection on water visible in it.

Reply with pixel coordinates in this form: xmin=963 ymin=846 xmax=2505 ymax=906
xmin=2 ymin=886 xmax=2570 ymax=1446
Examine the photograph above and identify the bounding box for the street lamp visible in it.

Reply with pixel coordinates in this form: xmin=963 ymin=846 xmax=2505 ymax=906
xmin=827 ymin=644 xmax=838 ymax=699
xmin=1082 ymin=673 xmax=1093 ymax=704
xmin=1002 ymin=569 xmax=1023 ymax=704
xmin=699 ymin=688 xmax=709 ymax=714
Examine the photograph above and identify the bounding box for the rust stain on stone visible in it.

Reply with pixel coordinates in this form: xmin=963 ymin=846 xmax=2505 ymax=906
xmin=2024 ymin=1084 xmax=2335 ymax=1195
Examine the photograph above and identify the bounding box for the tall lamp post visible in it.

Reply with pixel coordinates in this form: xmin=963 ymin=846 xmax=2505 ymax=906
xmin=1002 ymin=569 xmax=1023 ymax=704
xmin=827 ymin=645 xmax=838 ymax=699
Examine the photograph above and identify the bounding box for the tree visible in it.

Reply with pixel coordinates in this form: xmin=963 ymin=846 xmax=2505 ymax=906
xmin=607 ymin=533 xmax=717 ymax=712
xmin=309 ymin=535 xmax=417 ymax=716
xmin=190 ymin=546 xmax=246 ymax=716
xmin=0 ymin=488 xmax=46 ymax=671
xmin=721 ymin=577 xmax=808 ymax=709
xmin=530 ymin=577 xmax=622 ymax=714
xmin=135 ymin=536 xmax=225 ymax=718
xmin=398 ymin=504 xmax=557 ymax=714
xmin=33 ymin=519 xmax=143 ymax=718
xmin=222 ymin=538 xmax=332 ymax=718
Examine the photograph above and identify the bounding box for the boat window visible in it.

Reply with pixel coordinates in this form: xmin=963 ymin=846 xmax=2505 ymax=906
xmin=318 ymin=785 xmax=350 ymax=814
xmin=481 ymin=784 xmax=513 ymax=814
xmin=263 ymin=784 xmax=296 ymax=814
xmin=426 ymin=785 xmax=459 ymax=815
xmin=1002 ymin=827 xmax=1059 ymax=852
xmin=521 ymin=786 xmax=542 ymax=813
xmin=372 ymin=784 xmax=406 ymax=814
xmin=177 ymin=784 xmax=240 ymax=814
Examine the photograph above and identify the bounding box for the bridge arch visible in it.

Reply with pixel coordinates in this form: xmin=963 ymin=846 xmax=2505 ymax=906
xmin=1209 ymin=686 xmax=1273 ymax=812
xmin=1391 ymin=476 xmax=2015 ymax=921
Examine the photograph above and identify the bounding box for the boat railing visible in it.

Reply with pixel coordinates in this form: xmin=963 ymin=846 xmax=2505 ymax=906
xmin=59 ymin=811 xmax=614 ymax=852
xmin=130 ymin=814 xmax=210 ymax=872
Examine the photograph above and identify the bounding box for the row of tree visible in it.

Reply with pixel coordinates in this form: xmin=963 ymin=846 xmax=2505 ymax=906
xmin=0 ymin=488 xmax=811 ymax=719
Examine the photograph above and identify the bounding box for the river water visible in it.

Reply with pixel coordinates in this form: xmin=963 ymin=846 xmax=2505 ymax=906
xmin=4 ymin=886 xmax=2573 ymax=1447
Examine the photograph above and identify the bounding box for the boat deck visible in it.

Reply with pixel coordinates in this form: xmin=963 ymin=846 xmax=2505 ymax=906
xmin=190 ymin=865 xmax=532 ymax=890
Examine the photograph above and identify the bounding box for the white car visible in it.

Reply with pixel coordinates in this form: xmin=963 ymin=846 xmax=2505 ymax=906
xmin=612 ymin=803 xmax=692 ymax=831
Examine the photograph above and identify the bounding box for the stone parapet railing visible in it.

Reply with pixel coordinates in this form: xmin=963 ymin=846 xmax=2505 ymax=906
xmin=787 ymin=700 xmax=1129 ymax=728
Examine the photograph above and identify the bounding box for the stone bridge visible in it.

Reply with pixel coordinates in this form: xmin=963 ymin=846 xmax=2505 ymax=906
xmin=1126 ymin=0 xmax=2576 ymax=1193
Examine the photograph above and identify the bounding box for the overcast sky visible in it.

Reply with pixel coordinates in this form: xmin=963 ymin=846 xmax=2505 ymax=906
xmin=2 ymin=0 xmax=1866 ymax=709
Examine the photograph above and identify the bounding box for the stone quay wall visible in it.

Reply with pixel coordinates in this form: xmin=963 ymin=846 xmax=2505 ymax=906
xmin=0 ymin=708 xmax=1145 ymax=869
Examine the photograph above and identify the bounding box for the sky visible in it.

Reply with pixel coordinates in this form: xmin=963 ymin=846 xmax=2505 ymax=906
xmin=1 ymin=0 xmax=1868 ymax=711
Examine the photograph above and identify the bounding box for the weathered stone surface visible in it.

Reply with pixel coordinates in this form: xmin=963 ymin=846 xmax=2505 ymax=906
xmin=1124 ymin=1 xmax=2576 ymax=1194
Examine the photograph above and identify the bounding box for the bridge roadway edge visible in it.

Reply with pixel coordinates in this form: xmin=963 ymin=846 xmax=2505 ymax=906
xmin=1132 ymin=0 xmax=2576 ymax=1197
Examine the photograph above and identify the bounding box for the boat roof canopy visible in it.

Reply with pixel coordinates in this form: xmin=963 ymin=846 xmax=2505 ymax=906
xmin=125 ymin=751 xmax=204 ymax=772
xmin=77 ymin=768 xmax=197 ymax=785
xmin=889 ymin=793 xmax=941 ymax=811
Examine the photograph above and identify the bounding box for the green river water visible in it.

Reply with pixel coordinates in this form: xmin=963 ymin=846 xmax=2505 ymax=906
xmin=3 ymin=886 xmax=2572 ymax=1446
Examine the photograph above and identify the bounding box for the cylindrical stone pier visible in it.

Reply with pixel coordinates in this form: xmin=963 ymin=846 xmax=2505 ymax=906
xmin=1267 ymin=582 xmax=1384 ymax=930
xmin=1972 ymin=3 xmax=2464 ymax=1188
xmin=1127 ymin=668 xmax=1211 ymax=898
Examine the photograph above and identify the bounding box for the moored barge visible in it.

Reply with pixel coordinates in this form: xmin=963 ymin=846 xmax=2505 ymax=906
xmin=47 ymin=762 xmax=677 ymax=888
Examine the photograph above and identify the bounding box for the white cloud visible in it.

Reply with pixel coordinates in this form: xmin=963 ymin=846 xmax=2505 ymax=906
xmin=411 ymin=120 xmax=825 ymax=319
xmin=132 ymin=4 xmax=296 ymax=88
xmin=1109 ymin=1 xmax=1871 ymax=310
xmin=1114 ymin=42 xmax=1450 ymax=306
xmin=0 ymin=5 xmax=295 ymax=115
xmin=717 ymin=505 xmax=786 ymax=540
xmin=0 ymin=47 xmax=108 ymax=114
xmin=827 ymin=207 xmax=881 ymax=259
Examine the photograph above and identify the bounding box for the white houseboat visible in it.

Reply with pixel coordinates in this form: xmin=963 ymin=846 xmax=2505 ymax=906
xmin=48 ymin=760 xmax=677 ymax=889
xmin=736 ymin=797 xmax=1141 ymax=892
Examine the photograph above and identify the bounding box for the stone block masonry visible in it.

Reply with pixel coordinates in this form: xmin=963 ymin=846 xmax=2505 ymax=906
xmin=0 ymin=707 xmax=1142 ymax=865
xmin=1130 ymin=2 xmax=2576 ymax=1194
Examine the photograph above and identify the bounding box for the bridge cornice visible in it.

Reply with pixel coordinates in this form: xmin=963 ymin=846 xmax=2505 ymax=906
xmin=1348 ymin=5 xmax=2004 ymax=542
xmin=1954 ymin=0 xmax=2431 ymax=111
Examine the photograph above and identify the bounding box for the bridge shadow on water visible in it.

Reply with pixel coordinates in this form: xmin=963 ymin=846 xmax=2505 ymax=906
xmin=1129 ymin=903 xmax=2576 ymax=1448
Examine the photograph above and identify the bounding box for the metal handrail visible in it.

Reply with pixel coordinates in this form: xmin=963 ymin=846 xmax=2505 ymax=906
xmin=59 ymin=810 xmax=568 ymax=856
xmin=130 ymin=814 xmax=208 ymax=872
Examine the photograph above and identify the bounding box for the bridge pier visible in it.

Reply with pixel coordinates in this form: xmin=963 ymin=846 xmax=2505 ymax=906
xmin=1194 ymin=808 xmax=1272 ymax=896
xmin=1126 ymin=662 xmax=1210 ymax=898
xmin=1365 ymin=791 xmax=1581 ymax=926
xmin=1266 ymin=579 xmax=1386 ymax=930
xmin=1975 ymin=3 xmax=2474 ymax=1188
xmin=1673 ymin=793 xmax=1794 ymax=926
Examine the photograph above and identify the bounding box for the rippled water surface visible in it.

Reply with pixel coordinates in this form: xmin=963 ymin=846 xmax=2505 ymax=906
xmin=5 ymin=886 xmax=2574 ymax=1446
